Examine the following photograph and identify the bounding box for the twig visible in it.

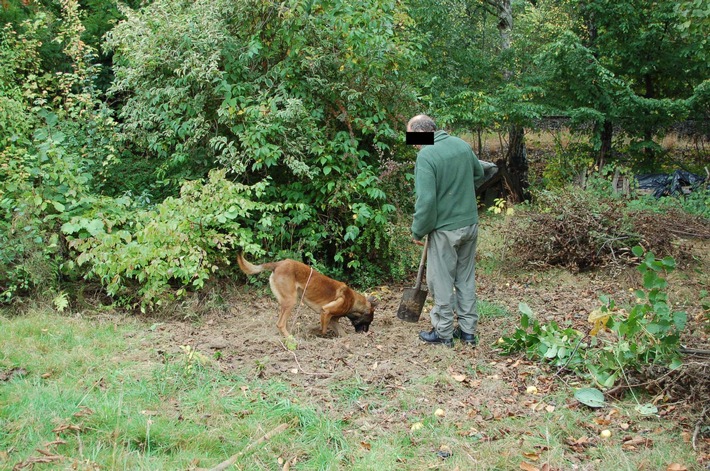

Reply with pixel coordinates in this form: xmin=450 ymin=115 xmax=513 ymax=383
xmin=666 ymin=229 xmax=710 ymax=239
xmin=553 ymin=329 xmax=590 ymax=379
xmin=679 ymin=347 xmax=710 ymax=356
xmin=603 ymin=360 xmax=688 ymax=398
xmin=692 ymin=406 xmax=708 ymax=451
xmin=277 ymin=340 xmax=332 ymax=377
xmin=207 ymin=420 xmax=296 ymax=471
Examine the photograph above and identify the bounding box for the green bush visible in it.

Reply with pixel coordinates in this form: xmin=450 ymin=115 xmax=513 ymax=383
xmin=104 ymin=0 xmax=421 ymax=282
xmin=499 ymin=247 xmax=687 ymax=388
xmin=62 ymin=170 xmax=280 ymax=309
xmin=0 ymin=5 xmax=115 ymax=302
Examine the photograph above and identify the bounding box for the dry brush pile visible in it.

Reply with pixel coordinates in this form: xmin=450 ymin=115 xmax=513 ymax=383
xmin=502 ymin=189 xmax=710 ymax=271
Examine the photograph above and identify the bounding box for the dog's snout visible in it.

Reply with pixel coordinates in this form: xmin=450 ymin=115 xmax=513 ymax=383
xmin=355 ymin=323 xmax=370 ymax=333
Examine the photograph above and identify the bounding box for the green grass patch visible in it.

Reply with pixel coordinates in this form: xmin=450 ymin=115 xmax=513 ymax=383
xmin=0 ymin=310 xmax=352 ymax=469
xmin=0 ymin=309 xmax=701 ymax=470
xmin=478 ymin=299 xmax=511 ymax=320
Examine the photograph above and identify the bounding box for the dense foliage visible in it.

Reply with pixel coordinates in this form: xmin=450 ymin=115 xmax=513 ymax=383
xmin=1 ymin=0 xmax=707 ymax=306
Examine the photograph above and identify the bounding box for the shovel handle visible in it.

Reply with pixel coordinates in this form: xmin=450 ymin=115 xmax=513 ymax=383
xmin=414 ymin=237 xmax=428 ymax=291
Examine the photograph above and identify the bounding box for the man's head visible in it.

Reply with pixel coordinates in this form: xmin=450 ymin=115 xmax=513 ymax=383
xmin=407 ymin=114 xmax=437 ymax=133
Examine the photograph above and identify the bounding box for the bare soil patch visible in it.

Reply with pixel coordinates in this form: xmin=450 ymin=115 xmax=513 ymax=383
xmin=144 ymin=257 xmax=709 ymax=463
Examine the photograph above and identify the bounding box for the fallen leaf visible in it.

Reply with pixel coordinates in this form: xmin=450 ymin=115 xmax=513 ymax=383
xmin=565 ymin=435 xmax=592 ymax=452
xmin=520 ymin=462 xmax=540 ymax=471
xmin=452 ymin=374 xmax=466 ymax=382
xmin=360 ymin=441 xmax=371 ymax=451
xmin=588 ymin=308 xmax=610 ymax=335
xmin=666 ymin=464 xmax=687 ymax=471
xmin=522 ymin=451 xmax=540 ymax=461
xmin=545 ymin=405 xmax=556 ymax=413
xmin=622 ymin=436 xmax=652 ymax=450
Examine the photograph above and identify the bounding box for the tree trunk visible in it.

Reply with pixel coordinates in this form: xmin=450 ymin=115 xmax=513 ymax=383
xmin=583 ymin=1 xmax=614 ymax=172
xmin=505 ymin=124 xmax=528 ymax=202
xmin=596 ymin=119 xmax=613 ymax=170
xmin=643 ymin=73 xmax=656 ymax=167
xmin=496 ymin=0 xmax=529 ymax=201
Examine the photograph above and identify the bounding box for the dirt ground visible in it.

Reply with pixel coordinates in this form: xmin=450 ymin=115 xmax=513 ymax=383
xmin=146 ymin=258 xmax=709 ymax=458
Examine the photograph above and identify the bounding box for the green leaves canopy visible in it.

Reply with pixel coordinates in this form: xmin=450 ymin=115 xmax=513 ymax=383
xmin=105 ymin=0 xmax=422 ymax=277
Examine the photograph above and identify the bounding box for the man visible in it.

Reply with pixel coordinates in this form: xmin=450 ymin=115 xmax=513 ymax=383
xmin=408 ymin=114 xmax=485 ymax=347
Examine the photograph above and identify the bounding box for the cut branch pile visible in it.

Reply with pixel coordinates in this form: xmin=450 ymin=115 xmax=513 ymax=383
xmin=503 ymin=190 xmax=710 ymax=270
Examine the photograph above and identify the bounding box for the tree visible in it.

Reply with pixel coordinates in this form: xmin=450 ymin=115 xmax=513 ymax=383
xmin=408 ymin=0 xmax=535 ymax=201
xmin=533 ymin=0 xmax=708 ymax=169
xmin=104 ymin=0 xmax=422 ymax=278
xmin=488 ymin=0 xmax=529 ymax=202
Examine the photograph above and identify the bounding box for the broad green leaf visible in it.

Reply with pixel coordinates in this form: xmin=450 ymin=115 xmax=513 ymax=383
xmin=574 ymin=387 xmax=606 ymax=408
xmin=519 ymin=302 xmax=534 ymax=317
xmin=85 ymin=219 xmax=105 ymax=237
xmin=635 ymin=404 xmax=658 ymax=415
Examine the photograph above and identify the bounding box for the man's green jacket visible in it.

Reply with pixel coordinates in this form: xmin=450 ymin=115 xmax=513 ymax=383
xmin=412 ymin=130 xmax=485 ymax=241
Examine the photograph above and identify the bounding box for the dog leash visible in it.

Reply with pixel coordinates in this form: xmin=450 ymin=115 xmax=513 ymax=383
xmin=300 ymin=267 xmax=314 ymax=306
xmin=290 ymin=267 xmax=314 ymax=334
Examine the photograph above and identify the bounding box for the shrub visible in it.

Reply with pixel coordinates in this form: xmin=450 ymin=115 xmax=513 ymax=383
xmin=0 ymin=4 xmax=116 ymax=302
xmin=104 ymin=0 xmax=421 ymax=282
xmin=499 ymin=247 xmax=687 ymax=388
xmin=62 ymin=170 xmax=280 ymax=309
xmin=503 ymin=181 xmax=709 ymax=270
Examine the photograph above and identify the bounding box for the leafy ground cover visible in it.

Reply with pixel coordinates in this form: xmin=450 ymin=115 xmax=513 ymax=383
xmin=2 ymin=224 xmax=708 ymax=470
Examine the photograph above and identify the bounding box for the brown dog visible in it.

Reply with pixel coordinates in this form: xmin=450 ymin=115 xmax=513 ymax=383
xmin=237 ymin=253 xmax=376 ymax=338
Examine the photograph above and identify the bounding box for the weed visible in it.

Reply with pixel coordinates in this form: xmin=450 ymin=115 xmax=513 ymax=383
xmin=499 ymin=247 xmax=687 ymax=388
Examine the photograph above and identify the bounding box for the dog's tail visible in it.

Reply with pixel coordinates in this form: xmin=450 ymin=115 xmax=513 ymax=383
xmin=237 ymin=253 xmax=274 ymax=275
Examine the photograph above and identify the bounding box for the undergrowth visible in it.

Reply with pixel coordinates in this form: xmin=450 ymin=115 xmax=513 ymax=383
xmin=498 ymin=246 xmax=690 ymax=391
xmin=501 ymin=179 xmax=709 ymax=271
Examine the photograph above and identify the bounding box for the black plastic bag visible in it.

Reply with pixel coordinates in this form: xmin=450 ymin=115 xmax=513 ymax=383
xmin=635 ymin=170 xmax=706 ymax=198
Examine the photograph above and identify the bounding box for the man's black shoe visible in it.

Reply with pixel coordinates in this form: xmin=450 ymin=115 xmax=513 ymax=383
xmin=453 ymin=327 xmax=478 ymax=346
xmin=419 ymin=329 xmax=454 ymax=347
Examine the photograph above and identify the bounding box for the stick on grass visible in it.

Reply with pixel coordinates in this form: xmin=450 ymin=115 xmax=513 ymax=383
xmin=207 ymin=420 xmax=295 ymax=471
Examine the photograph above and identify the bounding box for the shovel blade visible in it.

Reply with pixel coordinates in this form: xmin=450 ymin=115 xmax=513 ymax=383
xmin=397 ymin=287 xmax=428 ymax=322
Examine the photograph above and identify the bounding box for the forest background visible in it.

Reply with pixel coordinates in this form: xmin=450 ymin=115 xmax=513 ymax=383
xmin=1 ymin=0 xmax=708 ymax=306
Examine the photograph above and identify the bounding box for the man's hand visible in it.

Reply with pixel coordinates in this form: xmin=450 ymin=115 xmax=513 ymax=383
xmin=412 ymin=238 xmax=425 ymax=246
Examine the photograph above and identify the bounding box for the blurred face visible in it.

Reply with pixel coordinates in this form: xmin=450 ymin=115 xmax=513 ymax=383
xmin=407 ymin=124 xmax=423 ymax=150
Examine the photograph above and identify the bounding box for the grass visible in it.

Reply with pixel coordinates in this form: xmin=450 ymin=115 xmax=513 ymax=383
xmin=1 ymin=309 xmax=703 ymax=470
xmin=0 ymin=310 xmax=346 ymax=470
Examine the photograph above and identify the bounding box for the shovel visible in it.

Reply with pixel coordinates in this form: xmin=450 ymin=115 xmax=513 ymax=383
xmin=397 ymin=237 xmax=429 ymax=322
